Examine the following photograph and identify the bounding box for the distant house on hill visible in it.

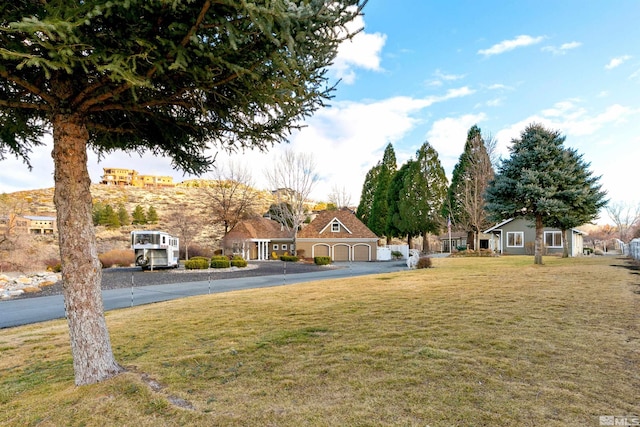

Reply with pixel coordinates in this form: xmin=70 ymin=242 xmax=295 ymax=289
xmin=101 ymin=168 xmax=175 ymax=188
xmin=483 ymin=217 xmax=586 ymax=256
xmin=0 ymin=214 xmax=56 ymax=236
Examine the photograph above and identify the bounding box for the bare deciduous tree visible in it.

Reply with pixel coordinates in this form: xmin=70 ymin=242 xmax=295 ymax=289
xmin=168 ymin=205 xmax=202 ymax=261
xmin=264 ymin=149 xmax=318 ymax=253
xmin=606 ymin=201 xmax=640 ymax=243
xmin=206 ymin=161 xmax=260 ymax=234
xmin=328 ymin=185 xmax=352 ymax=210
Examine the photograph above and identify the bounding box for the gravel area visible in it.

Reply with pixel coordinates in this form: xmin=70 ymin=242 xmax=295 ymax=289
xmin=15 ymin=261 xmax=340 ymax=300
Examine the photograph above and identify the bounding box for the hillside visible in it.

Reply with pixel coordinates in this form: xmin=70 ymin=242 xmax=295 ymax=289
xmin=2 ymin=183 xmax=277 ymax=257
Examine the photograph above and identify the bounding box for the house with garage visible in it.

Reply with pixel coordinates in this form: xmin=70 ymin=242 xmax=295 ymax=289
xmin=296 ymin=208 xmax=380 ymax=261
xmin=483 ymin=217 xmax=586 ymax=256
xmin=221 ymin=216 xmax=293 ymax=260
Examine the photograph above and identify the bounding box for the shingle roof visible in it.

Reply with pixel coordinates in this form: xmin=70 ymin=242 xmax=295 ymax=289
xmin=298 ymin=209 xmax=378 ymax=239
xmin=224 ymin=216 xmax=291 ymax=240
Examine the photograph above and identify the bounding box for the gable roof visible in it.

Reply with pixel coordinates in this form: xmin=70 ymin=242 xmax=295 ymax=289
xmin=483 ymin=217 xmax=588 ymax=235
xmin=224 ymin=216 xmax=291 ymax=241
xmin=297 ymin=209 xmax=378 ymax=239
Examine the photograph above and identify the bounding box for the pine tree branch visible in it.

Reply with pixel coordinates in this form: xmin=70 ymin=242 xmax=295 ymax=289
xmin=0 ymin=69 xmax=56 ymax=106
xmin=0 ymin=98 xmax=50 ymax=111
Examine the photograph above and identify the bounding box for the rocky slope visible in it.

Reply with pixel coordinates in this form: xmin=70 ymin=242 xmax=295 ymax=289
xmin=1 ymin=183 xmax=277 ymax=266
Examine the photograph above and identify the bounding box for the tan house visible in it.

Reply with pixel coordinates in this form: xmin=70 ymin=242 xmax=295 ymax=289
xmin=101 ymin=168 xmax=175 ymax=188
xmin=296 ymin=209 xmax=379 ymax=261
xmin=221 ymin=216 xmax=293 ymax=260
xmin=0 ymin=214 xmax=56 ymax=236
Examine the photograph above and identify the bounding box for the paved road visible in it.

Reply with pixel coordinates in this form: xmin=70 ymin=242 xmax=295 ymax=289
xmin=0 ymin=261 xmax=408 ymax=329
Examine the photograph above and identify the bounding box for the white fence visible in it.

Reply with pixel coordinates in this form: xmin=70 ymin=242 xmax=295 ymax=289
xmin=629 ymin=238 xmax=640 ymax=260
xmin=377 ymin=244 xmax=409 ymax=261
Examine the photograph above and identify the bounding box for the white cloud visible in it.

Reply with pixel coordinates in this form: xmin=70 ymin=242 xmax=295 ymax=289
xmin=426 ymin=69 xmax=466 ymax=87
xmin=211 ymin=88 xmax=476 ymax=203
xmin=605 ymin=55 xmax=632 ymax=70
xmin=425 ymin=113 xmax=488 ymax=177
xmin=478 ymin=35 xmax=545 ymax=56
xmin=541 ymin=41 xmax=581 ymax=55
xmin=331 ymin=13 xmax=386 ymax=84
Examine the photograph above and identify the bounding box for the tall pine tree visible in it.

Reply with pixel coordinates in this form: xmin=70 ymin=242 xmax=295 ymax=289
xmin=356 ymin=164 xmax=381 ymax=226
xmin=367 ymin=143 xmax=397 ymax=237
xmin=0 ymin=1 xmax=364 ymax=385
xmin=445 ymin=125 xmax=494 ymax=250
xmin=401 ymin=142 xmax=448 ymax=252
xmin=545 ymin=148 xmax=607 ymax=257
xmin=485 ymin=123 xmax=603 ymax=264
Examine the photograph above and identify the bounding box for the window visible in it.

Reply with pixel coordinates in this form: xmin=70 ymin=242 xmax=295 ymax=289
xmin=507 ymin=232 xmax=524 ymax=247
xmin=281 ymin=244 xmax=287 ymax=251
xmin=544 ymin=231 xmax=563 ymax=248
xmin=272 ymin=244 xmax=279 ymax=250
xmin=331 ymin=222 xmax=340 ymax=232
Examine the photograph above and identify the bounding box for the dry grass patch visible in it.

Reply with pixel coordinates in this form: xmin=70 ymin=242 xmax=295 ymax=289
xmin=1 ymin=256 xmax=638 ymax=426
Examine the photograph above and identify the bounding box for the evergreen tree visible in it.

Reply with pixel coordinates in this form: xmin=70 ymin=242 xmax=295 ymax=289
xmin=445 ymin=125 xmax=494 ymax=250
xmin=146 ymin=206 xmax=159 ymax=224
xmin=131 ymin=205 xmax=147 ymax=225
xmin=402 ymin=142 xmax=448 ymax=252
xmin=368 ymin=144 xmax=397 ymax=237
xmin=356 ymin=164 xmax=381 ymax=226
xmin=102 ymin=205 xmax=120 ymax=229
xmin=545 ymin=148 xmax=607 ymax=257
xmin=92 ymin=202 xmax=105 ymax=226
xmin=117 ymin=204 xmax=130 ymax=227
xmin=0 ymin=0 xmax=363 ymax=384
xmin=386 ymin=161 xmax=417 ymax=244
xmin=485 ymin=123 xmax=601 ymax=264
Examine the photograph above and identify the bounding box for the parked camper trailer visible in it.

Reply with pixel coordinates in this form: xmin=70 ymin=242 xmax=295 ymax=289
xmin=131 ymin=230 xmax=179 ymax=270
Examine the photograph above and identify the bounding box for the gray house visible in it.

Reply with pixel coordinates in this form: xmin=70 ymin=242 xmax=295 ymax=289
xmin=484 ymin=217 xmax=586 ymax=256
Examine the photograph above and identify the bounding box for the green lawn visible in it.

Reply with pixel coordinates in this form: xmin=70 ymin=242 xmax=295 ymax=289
xmin=1 ymin=256 xmax=638 ymax=426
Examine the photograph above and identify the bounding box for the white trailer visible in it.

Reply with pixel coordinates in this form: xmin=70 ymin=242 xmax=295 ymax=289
xmin=131 ymin=230 xmax=180 ymax=270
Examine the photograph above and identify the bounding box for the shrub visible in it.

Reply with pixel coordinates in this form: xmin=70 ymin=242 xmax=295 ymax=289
xmin=296 ymin=249 xmax=306 ymax=258
xmin=314 ymin=256 xmax=331 ymax=265
xmin=452 ymin=249 xmax=496 ymax=258
xmin=211 ymin=258 xmax=231 ymax=268
xmin=584 ymin=247 xmax=594 ymax=255
xmin=280 ymin=255 xmax=299 ymax=262
xmin=184 ymin=258 xmax=210 ymax=270
xmin=230 ymin=256 xmax=248 ymax=268
xmin=99 ymin=249 xmax=135 ymax=268
xmin=416 ymin=256 xmax=432 ymax=269
xmin=271 ymin=251 xmax=278 ymax=260
xmin=391 ymin=250 xmax=403 ymax=260
xmin=181 ymin=245 xmax=214 ymax=260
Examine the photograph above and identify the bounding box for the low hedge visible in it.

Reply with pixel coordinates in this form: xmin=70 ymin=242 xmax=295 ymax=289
xmin=184 ymin=258 xmax=210 ymax=270
xmin=210 ymin=258 xmax=231 ymax=268
xmin=231 ymin=256 xmax=247 ymax=268
xmin=314 ymin=256 xmax=331 ymax=266
xmin=280 ymin=255 xmax=299 ymax=262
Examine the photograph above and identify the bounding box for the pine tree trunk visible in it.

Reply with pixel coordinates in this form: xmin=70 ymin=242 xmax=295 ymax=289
xmin=561 ymin=229 xmax=569 ymax=258
xmin=422 ymin=231 xmax=430 ymax=253
xmin=52 ymin=114 xmax=123 ymax=385
xmin=534 ymin=215 xmax=544 ymax=265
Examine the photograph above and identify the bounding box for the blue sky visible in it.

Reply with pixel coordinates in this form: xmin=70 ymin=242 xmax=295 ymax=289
xmin=2 ymin=1 xmax=639 ymax=223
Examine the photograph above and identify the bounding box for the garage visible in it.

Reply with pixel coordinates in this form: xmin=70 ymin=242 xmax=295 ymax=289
xmin=313 ymin=244 xmax=330 ymax=258
xmin=353 ymin=244 xmax=371 ymax=261
xmin=333 ymin=244 xmax=350 ymax=261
